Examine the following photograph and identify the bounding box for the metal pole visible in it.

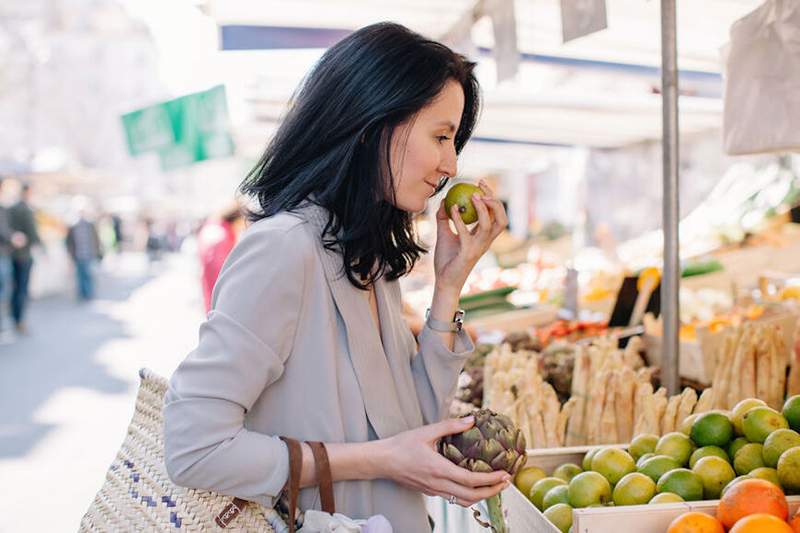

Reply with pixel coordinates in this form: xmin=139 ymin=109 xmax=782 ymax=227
xmin=661 ymin=0 xmax=681 ymax=395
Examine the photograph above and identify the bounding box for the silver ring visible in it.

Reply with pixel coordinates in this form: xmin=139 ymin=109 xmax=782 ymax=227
xmin=447 ymin=494 xmax=457 ymax=505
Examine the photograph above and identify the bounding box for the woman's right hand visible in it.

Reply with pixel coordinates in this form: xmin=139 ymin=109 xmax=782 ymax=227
xmin=379 ymin=416 xmax=511 ymax=507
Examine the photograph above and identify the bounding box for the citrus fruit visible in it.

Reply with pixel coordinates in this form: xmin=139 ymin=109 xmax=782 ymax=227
xmin=729 ymin=513 xmax=793 ymax=533
xmin=553 ymin=463 xmax=583 ymax=483
xmin=514 ymin=466 xmax=546 ymax=496
xmin=657 ymin=468 xmax=704 ymax=501
xmin=778 ymin=446 xmax=800 ymax=493
xmin=543 ymin=503 xmax=573 ymax=533
xmin=542 ymin=484 xmax=570 ymax=510
xmin=656 ymin=432 xmax=696 ymax=466
xmin=591 ymin=448 xmax=636 ymax=485
xmin=722 ymin=476 xmax=751 ymax=497
xmin=650 ymin=492 xmax=685 ymax=504
xmin=679 ymin=413 xmax=700 ymax=436
xmin=734 ymin=443 xmax=766 ymax=475
xmin=693 ymin=456 xmax=736 ymax=499
xmin=692 ymin=412 xmax=734 ymax=448
xmin=637 ymin=452 xmax=656 ymax=468
xmin=639 ymin=455 xmax=682 ymax=483
xmin=783 ymin=395 xmax=800 ymax=432
xmin=749 ymin=467 xmax=781 ymax=486
xmin=729 ymin=437 xmax=749 ymax=460
xmin=690 ymin=446 xmax=729 ymax=468
xmin=743 ymin=407 xmax=790 ymax=443
xmin=444 ymin=183 xmax=481 ymax=224
xmin=666 ymin=511 xmax=724 ymax=533
xmin=790 ymin=511 xmax=800 ymax=533
xmin=732 ymin=398 xmax=768 ymax=436
xmin=612 ymin=472 xmax=656 ymax=506
xmin=568 ymin=471 xmax=612 ymax=508
xmin=630 ymin=434 xmax=659 ymax=460
xmin=583 ymin=447 xmax=600 ymax=471
xmin=764 ymin=429 xmax=800 ymax=468
xmin=718 ymin=478 xmax=789 ymax=528
xmin=530 ymin=477 xmax=567 ymax=510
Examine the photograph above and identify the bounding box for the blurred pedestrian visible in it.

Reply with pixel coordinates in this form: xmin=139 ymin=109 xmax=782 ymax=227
xmin=196 ymin=202 xmax=242 ymax=313
xmin=8 ymin=183 xmax=41 ymax=334
xmin=66 ymin=206 xmax=103 ymax=301
xmin=0 ymin=178 xmax=13 ymax=338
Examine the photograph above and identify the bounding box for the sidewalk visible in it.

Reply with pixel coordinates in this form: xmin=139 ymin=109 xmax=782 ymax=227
xmin=0 ymin=251 xmax=205 ymax=532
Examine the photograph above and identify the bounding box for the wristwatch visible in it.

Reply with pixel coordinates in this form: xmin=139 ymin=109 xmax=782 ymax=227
xmin=425 ymin=308 xmax=466 ymax=333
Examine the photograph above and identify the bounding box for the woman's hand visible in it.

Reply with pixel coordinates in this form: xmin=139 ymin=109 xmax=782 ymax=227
xmin=379 ymin=416 xmax=511 ymax=507
xmin=433 ymin=179 xmax=508 ymax=293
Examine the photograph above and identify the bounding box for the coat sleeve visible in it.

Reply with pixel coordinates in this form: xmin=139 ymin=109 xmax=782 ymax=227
xmin=410 ymin=322 xmax=474 ymax=425
xmin=163 ymin=220 xmax=308 ymax=507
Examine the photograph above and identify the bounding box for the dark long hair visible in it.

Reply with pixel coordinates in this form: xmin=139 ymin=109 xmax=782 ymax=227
xmin=240 ymin=22 xmax=480 ymax=289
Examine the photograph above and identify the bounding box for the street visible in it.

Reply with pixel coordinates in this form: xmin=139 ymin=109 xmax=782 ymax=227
xmin=0 ymin=250 xmax=205 ymax=532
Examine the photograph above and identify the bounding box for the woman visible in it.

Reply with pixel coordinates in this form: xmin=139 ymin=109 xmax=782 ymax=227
xmin=164 ymin=22 xmax=510 ymax=532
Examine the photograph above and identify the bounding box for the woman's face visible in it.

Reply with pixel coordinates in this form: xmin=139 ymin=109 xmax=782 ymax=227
xmin=389 ymin=80 xmax=464 ymax=213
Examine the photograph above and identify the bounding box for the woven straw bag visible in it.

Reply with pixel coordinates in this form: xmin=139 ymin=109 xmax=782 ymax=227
xmin=79 ymin=368 xmax=289 ymax=532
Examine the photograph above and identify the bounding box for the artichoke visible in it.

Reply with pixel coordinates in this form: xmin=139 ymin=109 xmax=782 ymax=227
xmin=439 ymin=409 xmax=527 ymax=533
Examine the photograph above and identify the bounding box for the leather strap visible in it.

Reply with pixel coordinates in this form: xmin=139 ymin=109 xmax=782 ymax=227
xmin=307 ymin=441 xmax=335 ymax=514
xmin=280 ymin=436 xmax=303 ymax=533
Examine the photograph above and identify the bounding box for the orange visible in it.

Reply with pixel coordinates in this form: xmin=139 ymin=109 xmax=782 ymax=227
xmin=791 ymin=513 xmax=800 ymax=533
xmin=717 ymin=478 xmax=789 ymax=529
xmin=729 ymin=513 xmax=793 ymax=533
xmin=666 ymin=512 xmax=724 ymax=533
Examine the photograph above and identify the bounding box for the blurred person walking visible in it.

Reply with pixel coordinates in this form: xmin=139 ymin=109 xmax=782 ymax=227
xmin=66 ymin=207 xmax=103 ymax=301
xmin=196 ymin=203 xmax=242 ymax=314
xmin=0 ymin=178 xmax=13 ymax=340
xmin=8 ymin=183 xmax=41 ymax=335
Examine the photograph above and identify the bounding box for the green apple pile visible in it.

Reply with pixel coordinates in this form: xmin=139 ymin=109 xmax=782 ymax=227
xmin=514 ymin=395 xmax=800 ymax=533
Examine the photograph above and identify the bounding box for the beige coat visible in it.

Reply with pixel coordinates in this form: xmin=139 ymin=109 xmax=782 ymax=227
xmin=163 ymin=203 xmax=474 ymax=532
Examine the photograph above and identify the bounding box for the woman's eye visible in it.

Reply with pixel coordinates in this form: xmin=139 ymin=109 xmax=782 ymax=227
xmin=436 ymin=135 xmax=451 ymax=143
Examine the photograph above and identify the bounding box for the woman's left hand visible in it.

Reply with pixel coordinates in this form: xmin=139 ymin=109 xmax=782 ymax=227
xmin=433 ymin=179 xmax=508 ymax=293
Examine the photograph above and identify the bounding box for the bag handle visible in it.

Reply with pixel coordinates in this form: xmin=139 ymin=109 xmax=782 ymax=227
xmin=214 ymin=437 xmax=335 ymax=531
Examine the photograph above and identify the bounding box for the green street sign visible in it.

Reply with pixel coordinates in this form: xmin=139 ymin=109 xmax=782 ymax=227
xmin=121 ymin=85 xmax=234 ymax=170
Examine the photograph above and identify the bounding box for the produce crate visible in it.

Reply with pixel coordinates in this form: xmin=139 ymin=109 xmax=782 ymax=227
xmin=505 ymin=445 xmax=800 ymax=533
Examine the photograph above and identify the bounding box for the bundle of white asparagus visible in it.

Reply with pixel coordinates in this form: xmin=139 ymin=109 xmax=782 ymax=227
xmin=707 ymin=322 xmax=795 ymax=411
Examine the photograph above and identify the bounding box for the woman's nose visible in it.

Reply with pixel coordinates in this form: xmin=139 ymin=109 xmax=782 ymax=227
xmin=439 ymin=147 xmax=457 ymax=178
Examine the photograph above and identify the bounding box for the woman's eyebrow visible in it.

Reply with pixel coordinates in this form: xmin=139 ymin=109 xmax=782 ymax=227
xmin=435 ymin=120 xmax=456 ymax=132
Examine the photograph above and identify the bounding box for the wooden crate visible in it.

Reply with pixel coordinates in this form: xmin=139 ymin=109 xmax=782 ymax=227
xmin=505 ymin=446 xmax=800 ymax=533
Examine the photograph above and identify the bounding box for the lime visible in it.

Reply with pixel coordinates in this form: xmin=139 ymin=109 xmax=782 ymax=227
xmin=543 ymin=503 xmax=573 ymax=533
xmin=638 ymin=455 xmax=682 ymax=483
xmin=691 ymin=412 xmax=734 ymax=447
xmin=514 ymin=466 xmax=546 ymax=497
xmin=721 ymin=475 xmax=750 ymax=497
xmin=678 ymin=413 xmax=700 ymax=436
xmin=742 ymin=406 xmax=789 ymax=443
xmin=629 ymin=434 xmax=659 ymax=461
xmin=733 ymin=443 xmax=765 ymax=475
xmin=783 ymin=395 xmax=800 ymax=432
xmin=655 ymin=432 xmax=695 ymax=466
xmin=542 ymin=484 xmax=570 ymax=510
xmin=649 ymin=492 xmax=685 ymax=504
xmin=749 ymin=467 xmax=780 ymax=486
xmin=591 ymin=448 xmax=636 ymax=485
xmin=689 ymin=446 xmax=729 ymax=469
xmin=656 ymin=468 xmax=704 ymax=501
xmin=583 ymin=448 xmax=600 ymax=471
xmin=692 ymin=456 xmax=735 ymax=499
xmin=728 ymin=437 xmax=749 ymax=460
xmin=553 ymin=463 xmax=583 ymax=483
xmin=777 ymin=446 xmax=800 ymax=494
xmin=568 ymin=471 xmax=612 ymax=508
xmin=444 ymin=183 xmax=481 ymax=224
xmin=636 ymin=453 xmax=656 ymax=468
xmin=530 ymin=477 xmax=567 ymax=510
xmin=731 ymin=398 xmax=767 ymax=436
xmin=612 ymin=472 xmax=657 ymax=506
xmin=763 ymin=428 xmax=800 ymax=468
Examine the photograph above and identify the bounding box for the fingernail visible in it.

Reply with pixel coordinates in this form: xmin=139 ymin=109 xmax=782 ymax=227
xmin=502 ymin=474 xmax=511 ymax=481
xmin=461 ymin=415 xmax=475 ymax=424
xmin=472 ymin=193 xmax=481 ymax=201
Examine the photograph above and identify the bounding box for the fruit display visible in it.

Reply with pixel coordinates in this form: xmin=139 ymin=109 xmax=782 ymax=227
xmin=438 ymin=408 xmax=526 ymax=533
xmin=514 ymin=395 xmax=800 ymax=532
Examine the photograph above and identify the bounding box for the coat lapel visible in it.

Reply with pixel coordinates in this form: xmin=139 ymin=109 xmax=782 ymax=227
xmin=296 ymin=203 xmax=414 ymax=439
